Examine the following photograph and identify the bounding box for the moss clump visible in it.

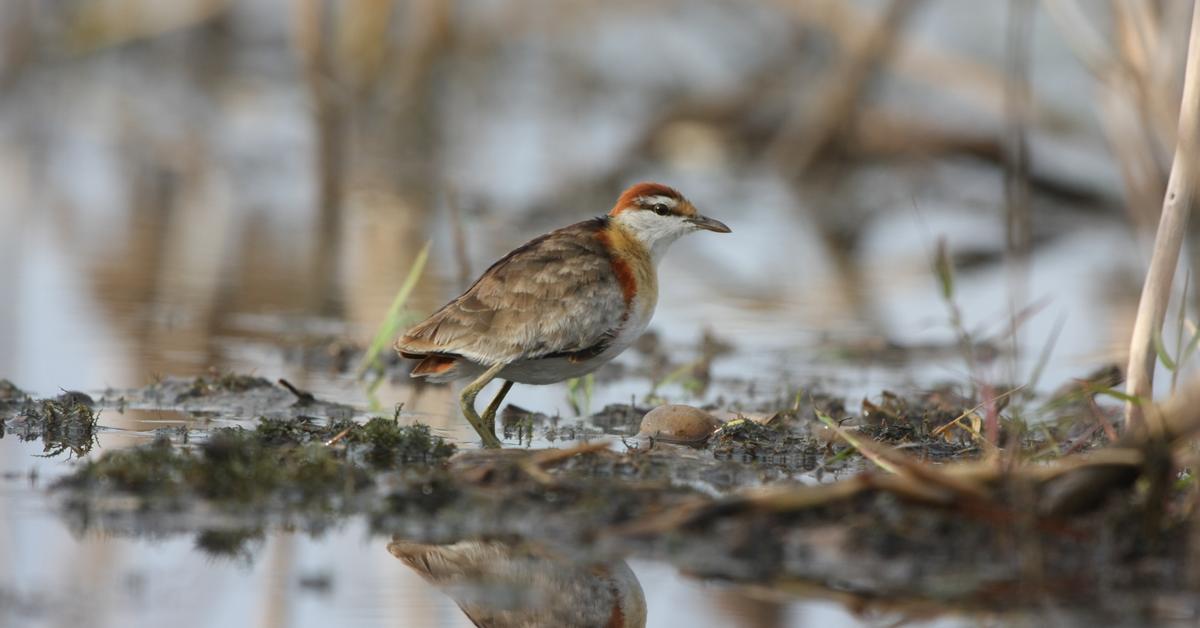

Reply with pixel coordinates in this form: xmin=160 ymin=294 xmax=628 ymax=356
xmin=193 ymin=528 xmax=264 ymax=561
xmin=253 ymin=416 xmax=330 ymax=446
xmin=198 ymin=427 xmax=374 ymax=503
xmin=60 ymin=417 xmax=454 ymax=509
xmin=342 ymin=418 xmax=456 ymax=468
xmin=66 ymin=429 xmax=368 ymax=506
xmin=197 ymin=429 xmax=300 ymax=501
xmin=69 ymin=436 xmax=184 ymax=496
xmin=253 ymin=416 xmax=457 ymax=468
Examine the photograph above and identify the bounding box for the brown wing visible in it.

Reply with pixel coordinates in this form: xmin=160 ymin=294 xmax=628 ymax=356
xmin=396 ymin=219 xmax=628 ymax=365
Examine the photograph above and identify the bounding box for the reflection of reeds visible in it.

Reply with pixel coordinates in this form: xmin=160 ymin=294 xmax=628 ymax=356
xmin=291 ymin=0 xmax=346 ymax=315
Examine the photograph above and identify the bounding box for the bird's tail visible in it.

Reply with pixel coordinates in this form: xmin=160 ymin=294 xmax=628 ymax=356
xmin=395 ymin=335 xmax=466 ymax=383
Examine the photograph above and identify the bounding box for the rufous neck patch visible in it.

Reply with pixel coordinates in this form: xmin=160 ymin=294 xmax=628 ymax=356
xmin=596 ymin=222 xmax=654 ymax=307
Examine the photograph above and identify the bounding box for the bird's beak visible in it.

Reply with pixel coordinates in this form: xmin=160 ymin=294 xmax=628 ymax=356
xmin=687 ymin=214 xmax=731 ymax=233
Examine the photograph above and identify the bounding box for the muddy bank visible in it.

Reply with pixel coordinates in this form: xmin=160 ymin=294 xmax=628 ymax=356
xmin=53 ymin=436 xmax=1199 ymax=625
xmin=4 ymin=370 xmax=1189 ymax=624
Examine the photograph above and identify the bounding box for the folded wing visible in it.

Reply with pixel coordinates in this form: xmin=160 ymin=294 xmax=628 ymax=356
xmin=396 ymin=219 xmax=628 ymax=366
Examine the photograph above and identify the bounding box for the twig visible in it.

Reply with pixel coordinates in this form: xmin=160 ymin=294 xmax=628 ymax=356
xmin=527 ymin=440 xmax=611 ymax=468
xmin=930 ymin=385 xmax=1025 ymax=438
xmin=324 ymin=424 xmax=354 ymax=447
xmin=516 ymin=441 xmax=612 ymax=486
xmin=815 ymin=412 xmax=901 ymax=475
xmin=278 ymin=378 xmax=317 ymax=405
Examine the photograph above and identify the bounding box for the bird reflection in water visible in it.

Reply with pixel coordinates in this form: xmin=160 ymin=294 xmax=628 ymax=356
xmin=388 ymin=538 xmax=646 ymax=627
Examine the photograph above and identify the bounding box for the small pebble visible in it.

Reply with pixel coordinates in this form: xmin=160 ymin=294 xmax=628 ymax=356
xmin=637 ymin=404 xmax=720 ymax=445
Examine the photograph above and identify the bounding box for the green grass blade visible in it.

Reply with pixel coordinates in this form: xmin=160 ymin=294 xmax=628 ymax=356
xmin=933 ymin=238 xmax=955 ymax=300
xmin=1094 ymin=386 xmax=1145 ymax=404
xmin=357 ymin=241 xmax=432 ymax=378
xmin=1152 ymin=325 xmax=1177 ymax=372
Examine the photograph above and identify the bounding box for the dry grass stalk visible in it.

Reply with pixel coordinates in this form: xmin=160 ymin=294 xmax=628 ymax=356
xmin=769 ymin=0 xmax=924 ymax=176
xmin=1124 ymin=2 xmax=1200 ymax=430
xmin=1043 ymin=0 xmax=1187 ymax=228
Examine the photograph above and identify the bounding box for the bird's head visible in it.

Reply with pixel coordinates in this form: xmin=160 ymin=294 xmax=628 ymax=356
xmin=608 ymin=182 xmax=730 ymax=260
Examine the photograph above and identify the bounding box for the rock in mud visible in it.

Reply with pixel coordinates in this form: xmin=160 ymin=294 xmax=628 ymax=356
xmin=637 ymin=405 xmax=720 ymax=445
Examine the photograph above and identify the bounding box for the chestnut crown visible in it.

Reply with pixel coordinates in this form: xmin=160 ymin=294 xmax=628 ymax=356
xmin=606 ymin=182 xmax=730 ymax=262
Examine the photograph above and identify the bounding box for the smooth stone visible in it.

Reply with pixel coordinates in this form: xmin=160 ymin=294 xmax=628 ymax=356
xmin=637 ymin=404 xmax=720 ymax=445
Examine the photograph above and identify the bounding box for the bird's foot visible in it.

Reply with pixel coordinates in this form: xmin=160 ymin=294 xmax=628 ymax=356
xmin=460 ymin=395 xmax=503 ymax=449
xmin=480 ymin=406 xmax=498 ymax=431
xmin=458 ymin=364 xmax=507 ymax=449
xmin=480 ymin=380 xmax=515 ymax=435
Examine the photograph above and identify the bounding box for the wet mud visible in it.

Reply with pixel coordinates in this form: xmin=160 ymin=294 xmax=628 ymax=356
xmin=5 ymin=370 xmax=1192 ymax=625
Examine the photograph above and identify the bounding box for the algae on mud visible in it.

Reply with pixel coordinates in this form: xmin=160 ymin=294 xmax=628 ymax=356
xmin=12 ymin=370 xmax=1197 ymax=626
xmin=59 ymin=416 xmax=455 ymax=506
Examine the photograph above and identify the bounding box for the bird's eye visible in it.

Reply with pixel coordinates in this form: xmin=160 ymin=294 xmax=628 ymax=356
xmin=651 ymin=203 xmax=670 ymax=216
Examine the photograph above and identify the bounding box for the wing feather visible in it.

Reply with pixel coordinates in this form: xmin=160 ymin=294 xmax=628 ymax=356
xmin=396 ymin=219 xmax=628 ymax=365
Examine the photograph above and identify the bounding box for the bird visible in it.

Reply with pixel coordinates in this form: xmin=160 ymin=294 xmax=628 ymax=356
xmin=388 ymin=538 xmax=647 ymax=627
xmin=395 ymin=182 xmax=730 ymax=448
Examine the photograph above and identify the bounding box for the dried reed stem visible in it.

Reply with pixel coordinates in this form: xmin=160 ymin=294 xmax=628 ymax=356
xmin=1125 ymin=2 xmax=1200 ymax=431
xmin=770 ymin=0 xmax=923 ymax=176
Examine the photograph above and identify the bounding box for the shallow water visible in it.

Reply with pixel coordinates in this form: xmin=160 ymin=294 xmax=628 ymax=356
xmin=0 ymin=1 xmax=1185 ymax=626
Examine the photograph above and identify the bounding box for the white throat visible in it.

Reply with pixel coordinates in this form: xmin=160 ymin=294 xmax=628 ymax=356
xmin=611 ymin=211 xmax=693 ymax=265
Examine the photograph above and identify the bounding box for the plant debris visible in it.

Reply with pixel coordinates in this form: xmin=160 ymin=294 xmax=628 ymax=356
xmin=18 ymin=369 xmax=1200 ymax=625
xmin=3 ymin=398 xmax=99 ymax=457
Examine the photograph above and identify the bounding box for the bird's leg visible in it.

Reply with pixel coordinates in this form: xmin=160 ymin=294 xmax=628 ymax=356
xmin=480 ymin=380 xmax=514 ymax=433
xmin=459 ymin=363 xmax=507 ymax=449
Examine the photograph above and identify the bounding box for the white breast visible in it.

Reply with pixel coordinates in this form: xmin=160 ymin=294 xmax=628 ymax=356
xmin=610 ymin=290 xmax=657 ymax=353
xmin=500 ymin=288 xmax=658 ymax=385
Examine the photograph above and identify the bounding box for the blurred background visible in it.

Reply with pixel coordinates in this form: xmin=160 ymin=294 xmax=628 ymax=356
xmin=5 ymin=0 xmax=1193 ymax=408
xmin=1 ymin=0 xmax=1197 ymax=626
